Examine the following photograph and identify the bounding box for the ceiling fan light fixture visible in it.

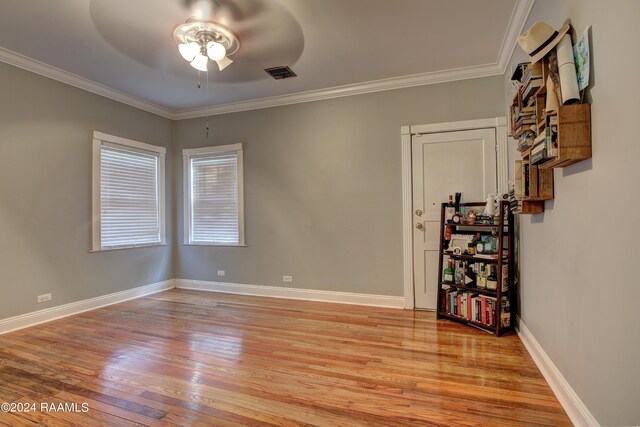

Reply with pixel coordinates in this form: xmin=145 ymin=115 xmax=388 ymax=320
xmin=190 ymin=54 xmax=209 ymax=72
xmin=178 ymin=42 xmax=200 ymax=62
xmin=173 ymin=19 xmax=240 ymax=72
xmin=215 ymin=56 xmax=233 ymax=71
xmin=206 ymin=41 xmax=227 ymax=61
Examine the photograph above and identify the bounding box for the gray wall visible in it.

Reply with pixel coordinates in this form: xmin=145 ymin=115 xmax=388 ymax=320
xmin=504 ymin=1 xmax=640 ymax=425
xmin=174 ymin=76 xmax=506 ymax=296
xmin=0 ymin=62 xmax=174 ymax=319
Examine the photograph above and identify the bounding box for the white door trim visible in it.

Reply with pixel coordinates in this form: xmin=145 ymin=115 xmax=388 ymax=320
xmin=401 ymin=117 xmax=508 ymax=310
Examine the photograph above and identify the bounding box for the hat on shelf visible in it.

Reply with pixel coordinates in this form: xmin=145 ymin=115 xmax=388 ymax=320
xmin=517 ymin=21 xmax=571 ymax=63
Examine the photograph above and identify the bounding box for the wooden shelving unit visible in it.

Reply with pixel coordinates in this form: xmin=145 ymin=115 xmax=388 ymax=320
xmin=436 ymin=202 xmax=514 ymax=336
xmin=538 ymin=103 xmax=591 ymax=169
xmin=510 ymin=58 xmax=591 ymax=214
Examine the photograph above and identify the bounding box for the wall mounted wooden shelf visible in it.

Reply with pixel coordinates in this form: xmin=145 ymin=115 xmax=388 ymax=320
xmin=510 ymin=56 xmax=592 ymax=215
xmin=538 ymin=103 xmax=591 ymax=169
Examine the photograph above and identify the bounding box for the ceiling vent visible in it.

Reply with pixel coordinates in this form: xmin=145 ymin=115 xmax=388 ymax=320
xmin=265 ymin=66 xmax=297 ymax=80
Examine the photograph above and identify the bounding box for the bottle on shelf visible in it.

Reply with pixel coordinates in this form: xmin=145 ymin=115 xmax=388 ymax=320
xmin=476 ymin=234 xmax=485 ymax=255
xmin=443 ymin=259 xmax=454 ymax=284
xmin=444 ymin=225 xmax=452 ymax=249
xmin=455 ymin=261 xmax=465 ymax=285
xmin=469 ymin=233 xmax=481 ymax=256
xmin=477 ymin=264 xmax=487 ymax=289
xmin=467 ymin=241 xmax=476 ymax=256
xmin=491 ymin=228 xmax=499 ymax=254
xmin=445 ymin=195 xmax=455 ymax=222
xmin=486 ymin=265 xmax=498 ymax=291
xmin=464 ymin=263 xmax=476 ymax=288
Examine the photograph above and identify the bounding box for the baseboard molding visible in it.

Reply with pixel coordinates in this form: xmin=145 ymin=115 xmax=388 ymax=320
xmin=516 ymin=317 xmax=600 ymax=427
xmin=175 ymin=279 xmax=405 ymax=309
xmin=0 ymin=279 xmax=175 ymax=335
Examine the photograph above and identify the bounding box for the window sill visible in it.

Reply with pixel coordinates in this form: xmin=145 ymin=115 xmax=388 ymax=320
xmin=90 ymin=242 xmax=167 ymax=253
xmin=183 ymin=243 xmax=248 ymax=247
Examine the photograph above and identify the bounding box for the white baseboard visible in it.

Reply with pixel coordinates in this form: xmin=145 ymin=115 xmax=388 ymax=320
xmin=516 ymin=317 xmax=600 ymax=427
xmin=0 ymin=279 xmax=175 ymax=335
xmin=175 ymin=279 xmax=405 ymax=309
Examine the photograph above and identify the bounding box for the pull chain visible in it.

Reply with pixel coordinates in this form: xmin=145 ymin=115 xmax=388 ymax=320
xmin=205 ymin=68 xmax=210 ymax=141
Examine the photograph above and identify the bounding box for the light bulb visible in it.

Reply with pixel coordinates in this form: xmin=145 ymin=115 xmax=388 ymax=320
xmin=178 ymin=42 xmax=200 ymax=62
xmin=206 ymin=42 xmax=227 ymax=61
xmin=190 ymin=54 xmax=209 ymax=72
xmin=215 ymin=56 xmax=233 ymax=71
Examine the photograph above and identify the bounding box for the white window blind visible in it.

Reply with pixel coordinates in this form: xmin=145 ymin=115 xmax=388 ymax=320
xmin=92 ymin=132 xmax=166 ymax=251
xmin=184 ymin=144 xmax=244 ymax=246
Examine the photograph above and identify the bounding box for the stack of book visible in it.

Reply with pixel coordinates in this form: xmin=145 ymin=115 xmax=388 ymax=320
xmin=441 ymin=286 xmax=511 ymax=328
xmin=521 ymin=62 xmax=543 ymax=101
xmin=511 ymin=62 xmax=543 ymax=146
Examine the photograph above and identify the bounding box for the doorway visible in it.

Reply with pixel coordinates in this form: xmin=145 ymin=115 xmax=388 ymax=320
xmin=410 ymin=128 xmax=498 ymax=309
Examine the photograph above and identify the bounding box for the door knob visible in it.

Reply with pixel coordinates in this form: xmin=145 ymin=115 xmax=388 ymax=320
xmin=416 ymin=223 xmax=424 ymax=230
xmin=415 ymin=209 xmax=423 ymax=216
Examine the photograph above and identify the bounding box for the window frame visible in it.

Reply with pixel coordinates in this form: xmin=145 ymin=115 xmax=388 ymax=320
xmin=183 ymin=143 xmax=245 ymax=247
xmin=91 ymin=131 xmax=166 ymax=252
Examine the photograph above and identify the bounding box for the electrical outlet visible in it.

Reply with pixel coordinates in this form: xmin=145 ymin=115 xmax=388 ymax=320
xmin=282 ymin=275 xmax=293 ymax=283
xmin=217 ymin=270 xmax=226 ymax=277
xmin=37 ymin=293 xmax=52 ymax=303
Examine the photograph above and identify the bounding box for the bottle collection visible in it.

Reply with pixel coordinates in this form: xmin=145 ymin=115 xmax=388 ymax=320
xmin=445 ymin=193 xmax=495 ymax=225
xmin=443 ymin=259 xmax=508 ymax=292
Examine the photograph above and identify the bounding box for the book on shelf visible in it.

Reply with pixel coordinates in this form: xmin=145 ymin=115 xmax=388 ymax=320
xmin=521 ymin=78 xmax=543 ymax=101
xmin=441 ymin=287 xmax=510 ymax=329
xmin=474 ymin=253 xmax=499 ymax=260
xmin=521 ymin=62 xmax=542 ymax=86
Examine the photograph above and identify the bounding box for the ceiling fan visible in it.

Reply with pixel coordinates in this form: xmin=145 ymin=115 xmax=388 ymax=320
xmin=173 ymin=0 xmax=240 ymax=72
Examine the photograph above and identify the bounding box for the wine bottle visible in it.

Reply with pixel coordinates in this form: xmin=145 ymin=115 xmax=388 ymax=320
xmin=443 ymin=260 xmax=454 ymax=283
xmin=455 ymin=261 xmax=465 ymax=285
xmin=445 ymin=195 xmax=455 ymax=222
xmin=464 ymin=263 xmax=476 ymax=288
xmin=477 ymin=264 xmax=487 ymax=289
xmin=486 ymin=265 xmax=498 ymax=291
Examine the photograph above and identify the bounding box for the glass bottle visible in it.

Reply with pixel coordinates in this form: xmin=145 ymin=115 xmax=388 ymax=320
xmin=464 ymin=263 xmax=476 ymax=288
xmin=443 ymin=260 xmax=454 ymax=283
xmin=477 ymin=264 xmax=487 ymax=289
xmin=491 ymin=228 xmax=499 ymax=254
xmin=455 ymin=261 xmax=465 ymax=285
xmin=476 ymin=234 xmax=485 ymax=254
xmin=486 ymin=265 xmax=498 ymax=291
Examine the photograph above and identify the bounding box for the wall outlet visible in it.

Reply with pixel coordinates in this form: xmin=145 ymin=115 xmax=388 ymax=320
xmin=282 ymin=275 xmax=293 ymax=283
xmin=217 ymin=270 xmax=226 ymax=277
xmin=37 ymin=293 xmax=52 ymax=303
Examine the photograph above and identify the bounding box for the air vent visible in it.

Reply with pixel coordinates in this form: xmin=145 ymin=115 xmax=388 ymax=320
xmin=265 ymin=66 xmax=297 ymax=80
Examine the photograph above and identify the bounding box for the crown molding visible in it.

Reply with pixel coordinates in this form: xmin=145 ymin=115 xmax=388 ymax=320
xmin=497 ymin=0 xmax=535 ymax=74
xmin=0 ymin=0 xmax=533 ymax=121
xmin=172 ymin=0 xmax=535 ymax=120
xmin=0 ymin=47 xmax=174 ymax=119
xmin=172 ymin=62 xmax=504 ymax=120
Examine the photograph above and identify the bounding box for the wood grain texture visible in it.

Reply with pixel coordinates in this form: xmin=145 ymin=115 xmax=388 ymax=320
xmin=0 ymin=289 xmax=570 ymax=426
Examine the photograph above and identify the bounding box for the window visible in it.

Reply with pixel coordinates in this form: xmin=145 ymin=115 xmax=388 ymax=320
xmin=91 ymin=131 xmax=166 ymax=251
xmin=183 ymin=144 xmax=245 ymax=246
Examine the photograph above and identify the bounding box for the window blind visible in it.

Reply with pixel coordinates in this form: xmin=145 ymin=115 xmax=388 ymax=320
xmin=190 ymin=153 xmax=239 ymax=244
xmin=99 ymin=145 xmax=161 ymax=248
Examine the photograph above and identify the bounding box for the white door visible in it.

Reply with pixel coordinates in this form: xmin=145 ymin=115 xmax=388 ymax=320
xmin=412 ymin=129 xmax=497 ymax=309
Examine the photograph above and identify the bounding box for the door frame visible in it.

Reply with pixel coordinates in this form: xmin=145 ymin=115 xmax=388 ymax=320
xmin=401 ymin=117 xmax=509 ymax=309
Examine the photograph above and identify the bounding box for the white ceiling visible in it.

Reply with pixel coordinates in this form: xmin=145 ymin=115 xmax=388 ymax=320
xmin=0 ymin=0 xmax=530 ymax=118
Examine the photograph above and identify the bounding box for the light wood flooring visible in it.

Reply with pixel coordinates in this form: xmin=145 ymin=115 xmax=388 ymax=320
xmin=0 ymin=289 xmax=570 ymax=426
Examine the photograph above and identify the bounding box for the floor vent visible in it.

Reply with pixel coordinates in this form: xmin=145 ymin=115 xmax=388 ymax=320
xmin=265 ymin=66 xmax=297 ymax=80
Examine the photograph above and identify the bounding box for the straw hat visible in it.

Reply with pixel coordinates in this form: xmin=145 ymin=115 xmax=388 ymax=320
xmin=518 ymin=21 xmax=570 ymax=63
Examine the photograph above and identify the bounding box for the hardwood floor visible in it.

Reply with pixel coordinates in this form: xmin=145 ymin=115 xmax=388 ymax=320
xmin=0 ymin=289 xmax=570 ymax=426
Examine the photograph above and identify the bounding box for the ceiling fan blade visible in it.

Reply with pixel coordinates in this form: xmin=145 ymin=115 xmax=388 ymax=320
xmin=216 ymin=56 xmax=233 ymax=71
